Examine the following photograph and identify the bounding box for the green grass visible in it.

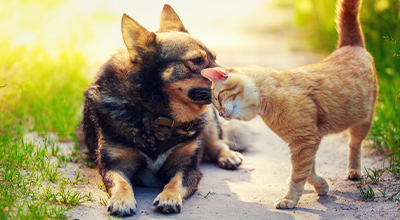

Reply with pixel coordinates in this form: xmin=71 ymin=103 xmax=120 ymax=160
xmin=0 ymin=0 xmax=91 ymax=140
xmin=0 ymin=138 xmax=92 ymax=219
xmin=0 ymin=0 xmax=92 ymax=218
xmin=291 ymin=0 xmax=400 ymax=160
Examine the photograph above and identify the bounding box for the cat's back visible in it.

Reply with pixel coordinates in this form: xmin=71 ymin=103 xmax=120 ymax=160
xmin=283 ymin=46 xmax=376 ymax=88
xmin=279 ymin=46 xmax=378 ymax=135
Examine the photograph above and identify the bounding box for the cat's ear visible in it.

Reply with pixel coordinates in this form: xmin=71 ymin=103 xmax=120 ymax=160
xmin=201 ymin=68 xmax=228 ymax=82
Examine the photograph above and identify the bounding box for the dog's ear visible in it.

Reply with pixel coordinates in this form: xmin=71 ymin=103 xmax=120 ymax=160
xmin=158 ymin=4 xmax=188 ymax=33
xmin=121 ymin=13 xmax=157 ymax=65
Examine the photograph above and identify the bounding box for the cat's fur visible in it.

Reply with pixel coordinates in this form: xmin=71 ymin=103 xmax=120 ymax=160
xmin=201 ymin=0 xmax=378 ymax=209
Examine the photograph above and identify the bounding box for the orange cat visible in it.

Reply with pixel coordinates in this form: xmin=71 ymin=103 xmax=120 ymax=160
xmin=201 ymin=0 xmax=378 ymax=209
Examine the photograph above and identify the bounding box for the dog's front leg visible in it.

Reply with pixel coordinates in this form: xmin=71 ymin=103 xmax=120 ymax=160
xmin=99 ymin=146 xmax=146 ymax=216
xmin=153 ymin=171 xmax=192 ymax=213
xmin=104 ymin=170 xmax=137 ymax=216
xmin=153 ymin=141 xmax=201 ymax=213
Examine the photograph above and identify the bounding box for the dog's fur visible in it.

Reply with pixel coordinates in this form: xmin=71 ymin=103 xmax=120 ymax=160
xmin=77 ymin=5 xmax=243 ymax=216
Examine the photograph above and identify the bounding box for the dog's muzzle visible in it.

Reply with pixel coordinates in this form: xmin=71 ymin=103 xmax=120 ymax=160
xmin=188 ymin=87 xmax=212 ymax=105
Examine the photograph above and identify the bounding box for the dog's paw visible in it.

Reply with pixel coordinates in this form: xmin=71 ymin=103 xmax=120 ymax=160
xmin=347 ymin=169 xmax=361 ymax=180
xmin=274 ymin=198 xmax=297 ymax=209
xmin=218 ymin=148 xmax=243 ymax=170
xmin=107 ymin=193 xmax=137 ymax=216
xmin=153 ymin=190 xmax=182 ymax=213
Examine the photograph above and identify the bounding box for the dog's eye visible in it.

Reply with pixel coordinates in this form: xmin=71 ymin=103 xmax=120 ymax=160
xmin=191 ymin=57 xmax=203 ymax=64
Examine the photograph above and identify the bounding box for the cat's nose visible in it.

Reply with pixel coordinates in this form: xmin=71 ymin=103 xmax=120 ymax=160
xmin=219 ymin=112 xmax=224 ymax=117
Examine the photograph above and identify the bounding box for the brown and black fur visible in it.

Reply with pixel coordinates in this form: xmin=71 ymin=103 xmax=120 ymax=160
xmin=78 ymin=5 xmax=243 ymax=216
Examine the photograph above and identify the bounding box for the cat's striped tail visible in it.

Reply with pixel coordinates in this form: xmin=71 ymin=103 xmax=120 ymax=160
xmin=336 ymin=0 xmax=365 ymax=48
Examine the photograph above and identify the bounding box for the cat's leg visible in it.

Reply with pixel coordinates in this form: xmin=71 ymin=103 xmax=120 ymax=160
xmin=274 ymin=144 xmax=319 ymax=209
xmin=347 ymin=118 xmax=373 ymax=180
xmin=307 ymin=162 xmax=329 ymax=195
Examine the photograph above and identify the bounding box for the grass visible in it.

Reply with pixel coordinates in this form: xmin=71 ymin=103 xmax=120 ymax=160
xmin=0 ymin=0 xmax=91 ymax=140
xmin=0 ymin=0 xmax=93 ymax=218
xmin=0 ymin=138 xmax=92 ymax=219
xmin=356 ymin=156 xmax=400 ymax=203
xmin=359 ymin=185 xmax=379 ymax=201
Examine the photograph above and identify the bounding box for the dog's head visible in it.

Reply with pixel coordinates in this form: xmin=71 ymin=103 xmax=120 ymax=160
xmin=122 ymin=5 xmax=218 ymax=122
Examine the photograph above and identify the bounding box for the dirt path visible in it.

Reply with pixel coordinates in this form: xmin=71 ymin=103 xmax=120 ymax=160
xmin=66 ymin=1 xmax=399 ymax=219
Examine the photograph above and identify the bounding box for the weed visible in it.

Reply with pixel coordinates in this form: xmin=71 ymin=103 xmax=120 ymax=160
xmin=57 ymin=154 xmax=70 ymax=167
xmin=58 ymin=187 xmax=92 ymax=205
xmin=388 ymin=189 xmax=400 ymax=201
xmin=83 ymin=157 xmax=96 ymax=168
xmin=204 ymin=191 xmax=211 ymax=199
xmin=359 ymin=185 xmax=379 ymax=201
xmin=387 ymin=155 xmax=400 ymax=179
xmin=43 ymin=163 xmax=63 ymax=182
xmin=364 ymin=166 xmax=384 ymax=185
xmin=377 ymin=187 xmax=388 ymax=197
xmin=100 ymin=197 xmax=108 ymax=206
xmin=97 ymin=182 xmax=109 ymax=194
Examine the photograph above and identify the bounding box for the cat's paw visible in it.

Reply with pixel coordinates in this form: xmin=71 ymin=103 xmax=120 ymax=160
xmin=218 ymin=148 xmax=243 ymax=170
xmin=347 ymin=169 xmax=361 ymax=180
xmin=107 ymin=192 xmax=137 ymax=216
xmin=153 ymin=189 xmax=182 ymax=213
xmin=274 ymin=198 xmax=297 ymax=209
xmin=314 ymin=181 xmax=329 ymax=196
xmin=310 ymin=175 xmax=329 ymax=195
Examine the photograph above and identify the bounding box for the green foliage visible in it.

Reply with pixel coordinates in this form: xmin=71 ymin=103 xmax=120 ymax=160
xmin=0 ymin=137 xmax=92 ymax=219
xmin=0 ymin=0 xmax=90 ymax=139
xmin=0 ymin=0 xmax=93 ymax=218
xmin=359 ymin=185 xmax=379 ymax=201
xmin=364 ymin=166 xmax=385 ymax=184
xmin=292 ymin=0 xmax=400 ymax=159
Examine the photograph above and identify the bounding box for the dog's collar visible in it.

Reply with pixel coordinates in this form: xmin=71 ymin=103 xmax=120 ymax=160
xmin=153 ymin=117 xmax=194 ymax=130
xmin=138 ymin=100 xmax=193 ymax=130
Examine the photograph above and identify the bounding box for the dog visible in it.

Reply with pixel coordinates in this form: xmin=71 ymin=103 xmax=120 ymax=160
xmin=77 ymin=4 xmax=244 ymax=216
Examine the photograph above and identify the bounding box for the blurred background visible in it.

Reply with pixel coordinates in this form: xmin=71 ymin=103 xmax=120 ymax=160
xmin=0 ymin=0 xmax=399 ymax=177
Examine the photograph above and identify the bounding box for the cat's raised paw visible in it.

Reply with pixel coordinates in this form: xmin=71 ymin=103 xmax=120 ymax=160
xmin=274 ymin=198 xmax=297 ymax=209
xmin=347 ymin=169 xmax=361 ymax=180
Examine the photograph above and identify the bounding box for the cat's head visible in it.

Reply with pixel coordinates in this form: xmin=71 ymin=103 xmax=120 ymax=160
xmin=201 ymin=67 xmax=259 ymax=121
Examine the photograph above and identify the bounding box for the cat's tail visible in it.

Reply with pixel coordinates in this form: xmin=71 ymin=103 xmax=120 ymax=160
xmin=336 ymin=0 xmax=365 ymax=48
